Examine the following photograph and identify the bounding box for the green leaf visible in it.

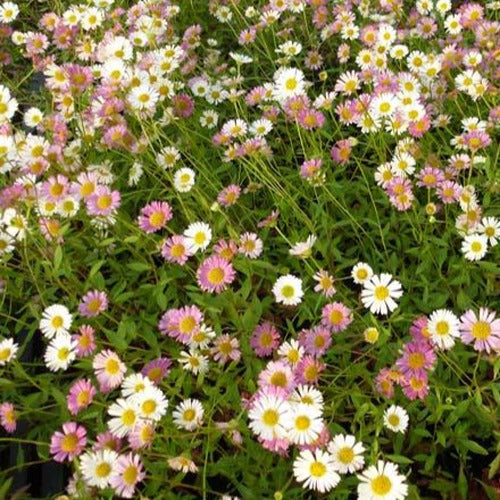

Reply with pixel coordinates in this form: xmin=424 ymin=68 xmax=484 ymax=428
xmin=462 ymin=439 xmax=488 ymax=455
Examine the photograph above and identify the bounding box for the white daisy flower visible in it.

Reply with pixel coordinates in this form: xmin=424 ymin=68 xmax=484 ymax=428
xmin=357 ymin=460 xmax=408 ymax=499
xmin=131 ymin=386 xmax=169 ymax=422
xmin=328 ymin=434 xmax=365 ymax=474
xmin=248 ymin=393 xmax=290 ymax=441
xmin=183 ymin=222 xmax=212 ymax=253
xmin=0 ymin=338 xmax=18 ymax=365
xmin=23 ymin=107 xmax=43 ymax=128
xmin=277 ymin=339 xmax=304 ymax=366
xmin=172 ymin=399 xmax=204 ymax=431
xmin=351 ymin=262 xmax=374 ymax=284
xmin=44 ymin=333 xmax=76 ymax=372
xmin=383 ymin=405 xmax=409 ymax=433
xmin=289 ymin=235 xmax=316 ymax=259
xmin=478 ymin=217 xmax=499 ymax=246
xmin=273 ymin=274 xmax=304 ymax=306
xmin=273 ymin=67 xmax=306 ymax=101
xmin=285 ymin=402 xmax=323 ymax=445
xmin=427 ymin=309 xmax=460 ymax=350
xmin=461 ymin=234 xmax=488 ymax=261
xmin=293 ymin=449 xmax=340 ymax=493
xmin=361 ymin=274 xmax=403 ymax=316
xmin=107 ymin=398 xmax=141 ymax=437
xmin=121 ymin=373 xmax=153 ymax=398
xmin=179 ymin=349 xmax=209 ymax=375
xmin=79 ymin=449 xmax=119 ymax=489
xmin=173 ymin=167 xmax=196 ymax=193
xmin=290 ymin=385 xmax=324 ymax=410
xmin=39 ymin=304 xmax=73 ymax=339
xmin=0 ymin=2 xmax=19 ymax=23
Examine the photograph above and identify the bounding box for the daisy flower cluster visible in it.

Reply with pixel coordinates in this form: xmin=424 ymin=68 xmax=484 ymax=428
xmin=0 ymin=0 xmax=498 ymax=498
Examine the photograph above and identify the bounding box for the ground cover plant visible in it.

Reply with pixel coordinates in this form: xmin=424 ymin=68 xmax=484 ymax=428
xmin=0 ymin=0 xmax=499 ymax=498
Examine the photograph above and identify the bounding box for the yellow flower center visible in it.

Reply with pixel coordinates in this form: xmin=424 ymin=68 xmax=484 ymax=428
xmin=105 ymin=358 xmax=120 ymax=375
xmin=61 ymin=433 xmax=78 ymax=452
xmin=170 ymin=243 xmax=185 ymax=258
xmin=149 ymin=212 xmax=165 ymax=227
xmin=77 ymin=390 xmax=90 ymax=406
xmin=207 ymin=267 xmax=225 ymax=285
xmin=0 ymin=348 xmax=11 ymax=361
xmin=51 ymin=316 xmax=64 ymax=329
xmin=262 ymin=409 xmax=278 ymax=426
xmin=179 ymin=316 xmax=196 ymax=334
xmin=58 ymin=347 xmax=70 ymax=361
xmin=371 ymin=475 xmax=392 ymax=495
xmin=471 ymin=241 xmax=482 ymax=253
xmin=408 ymin=352 xmax=425 ymax=369
xmin=388 ymin=414 xmax=400 ymax=426
xmin=471 ymin=321 xmax=491 ymax=340
xmin=95 ymin=462 xmax=111 ymax=478
xmin=123 ymin=466 xmax=138 ymax=485
xmin=281 ymin=285 xmax=295 ymax=299
xmin=194 ymin=232 xmax=206 ymax=245
xmin=183 ymin=409 xmax=196 ymax=421
xmin=96 ymin=195 xmax=112 ymax=210
xmin=142 ymin=400 xmax=157 ymax=415
xmin=329 ymin=310 xmax=343 ymax=325
xmin=295 ymin=415 xmax=310 ymax=431
xmin=338 ymin=446 xmax=354 ymax=464
xmin=259 ymin=332 xmax=273 ymax=347
xmin=121 ymin=409 xmax=136 ymax=426
xmin=270 ymin=371 xmax=287 ymax=387
xmin=309 ymin=461 xmax=326 ymax=478
xmin=87 ymin=298 xmax=101 ymax=313
xmin=285 ymin=78 xmax=297 ymax=91
xmin=374 ymin=286 xmax=389 ymax=301
xmin=356 ymin=269 xmax=368 ymax=280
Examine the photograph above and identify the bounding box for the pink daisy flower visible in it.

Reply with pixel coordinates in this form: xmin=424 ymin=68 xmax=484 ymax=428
xmin=78 ymin=289 xmax=108 ymax=317
xmin=158 ymin=305 xmax=203 ymax=344
xmin=313 ymin=269 xmax=336 ymax=298
xmin=417 ymin=167 xmax=445 ymax=188
xmin=459 ymin=308 xmax=500 ymax=353
xmin=303 ymin=326 xmax=332 ymax=357
xmin=128 ymin=421 xmax=155 ymax=450
xmin=395 ymin=341 xmax=436 ymax=377
xmin=374 ymin=368 xmax=396 ymax=398
xmin=160 ymin=235 xmax=193 ymax=265
xmin=50 ymin=422 xmax=87 ymax=462
xmin=321 ymin=302 xmax=353 ymax=332
xmin=0 ymin=402 xmax=16 ymax=433
xmin=409 ymin=316 xmax=432 ymax=344
xmin=93 ymin=349 xmax=126 ymax=393
xmin=217 ymin=185 xmax=241 ymax=207
xmin=300 ymin=158 xmax=323 ymax=181
xmin=92 ymin=431 xmax=123 ymax=452
xmin=41 ymin=174 xmax=69 ymax=202
xmin=437 ymin=180 xmax=461 ymax=204
xmin=297 ymin=109 xmax=325 ymax=130
xmin=141 ymin=358 xmax=172 ymax=385
xmin=86 ymin=185 xmax=121 ymax=216
xmin=295 ymin=355 xmax=325 ymax=385
xmin=109 ymin=453 xmax=145 ymax=498
xmin=258 ymin=360 xmax=296 ymax=392
xmin=250 ymin=322 xmax=281 ymax=358
xmin=137 ymin=201 xmax=173 ymax=233
xmin=401 ymin=372 xmax=429 ymax=400
xmin=72 ymin=325 xmax=96 ymax=357
xmin=213 ymin=238 xmax=238 ymax=261
xmin=211 ymin=334 xmax=241 ymax=365
xmin=67 ymin=379 xmax=96 ymax=415
xmin=196 ymin=255 xmax=236 ymax=294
